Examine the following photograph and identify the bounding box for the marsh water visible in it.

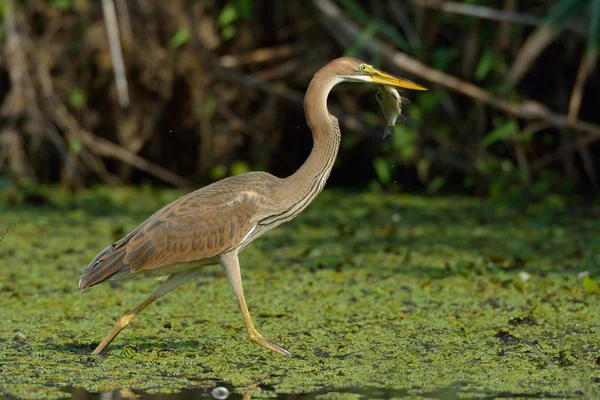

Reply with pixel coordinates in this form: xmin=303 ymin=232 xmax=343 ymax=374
xmin=1 ymin=187 xmax=599 ymax=399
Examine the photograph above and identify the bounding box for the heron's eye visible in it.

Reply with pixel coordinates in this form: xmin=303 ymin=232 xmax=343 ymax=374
xmin=359 ymin=64 xmax=367 ymax=72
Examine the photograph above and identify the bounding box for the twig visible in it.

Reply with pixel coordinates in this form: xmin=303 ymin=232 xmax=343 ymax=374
xmin=504 ymin=23 xmax=557 ymax=91
xmin=312 ymin=0 xmax=600 ymax=138
xmin=102 ymin=0 xmax=130 ymax=107
xmin=532 ymin=134 xmax=600 ymax=171
xmin=568 ymin=49 xmax=599 ymax=191
xmin=81 ymin=132 xmax=192 ymax=187
xmin=412 ymin=0 xmax=586 ymax=35
xmin=0 ymin=223 xmax=16 ymax=246
xmin=568 ymin=50 xmax=597 ymax=122
xmin=220 ymin=44 xmax=297 ymax=68
xmin=115 ymin=0 xmax=133 ymax=49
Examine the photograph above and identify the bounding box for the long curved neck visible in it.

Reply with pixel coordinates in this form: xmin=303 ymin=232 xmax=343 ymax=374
xmin=254 ymin=70 xmax=343 ymax=229
xmin=285 ymin=72 xmax=341 ymax=190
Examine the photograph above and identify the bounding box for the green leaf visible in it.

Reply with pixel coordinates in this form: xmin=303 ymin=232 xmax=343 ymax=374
xmin=475 ymin=49 xmax=495 ymax=81
xmin=209 ymin=165 xmax=227 ymax=180
xmin=541 ymin=0 xmax=588 ymax=33
xmin=203 ymin=97 xmax=217 ymax=119
xmin=221 ymin=25 xmax=237 ymax=40
xmin=345 ymin=21 xmax=379 ymax=58
xmin=338 ymin=0 xmax=411 ymax=52
xmin=393 ymin=125 xmax=417 ymax=161
xmin=50 ymin=0 xmax=71 ymax=11
xmin=427 ymin=176 xmax=446 ymax=194
xmin=231 ymin=161 xmax=250 ymax=176
xmin=235 ymin=0 xmax=252 ymax=19
xmin=68 ymin=88 xmax=85 ymax=109
xmin=417 ymin=92 xmax=440 ymax=112
xmin=481 ymin=120 xmax=518 ymax=148
xmin=373 ymin=158 xmax=392 ymax=185
xmin=432 ymin=47 xmax=459 ymax=71
xmin=588 ymin=0 xmax=600 ymax=52
xmin=170 ymin=29 xmax=190 ymax=48
xmin=218 ymin=4 xmax=238 ymax=27
xmin=68 ymin=139 xmax=82 ymax=155
xmin=583 ymin=276 xmax=599 ymax=293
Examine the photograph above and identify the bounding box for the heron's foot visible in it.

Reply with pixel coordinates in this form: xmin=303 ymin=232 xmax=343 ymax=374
xmin=249 ymin=331 xmax=291 ymax=357
xmin=90 ymin=313 xmax=136 ymax=355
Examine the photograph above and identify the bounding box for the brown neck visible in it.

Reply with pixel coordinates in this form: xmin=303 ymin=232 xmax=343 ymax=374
xmin=285 ymin=71 xmax=341 ymax=191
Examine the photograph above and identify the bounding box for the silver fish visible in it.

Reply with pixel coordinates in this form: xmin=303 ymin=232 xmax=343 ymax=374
xmin=376 ymin=84 xmax=410 ymax=139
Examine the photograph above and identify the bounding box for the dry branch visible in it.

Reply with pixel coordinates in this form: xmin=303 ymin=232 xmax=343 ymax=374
xmin=102 ymin=0 xmax=130 ymax=107
xmin=413 ymin=0 xmax=586 ymax=35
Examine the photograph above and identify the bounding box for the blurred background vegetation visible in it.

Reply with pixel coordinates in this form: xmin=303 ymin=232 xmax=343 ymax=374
xmin=0 ymin=0 xmax=599 ymax=205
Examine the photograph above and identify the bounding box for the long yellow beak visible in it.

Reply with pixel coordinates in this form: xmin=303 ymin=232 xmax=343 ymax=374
xmin=371 ymin=70 xmax=427 ymax=91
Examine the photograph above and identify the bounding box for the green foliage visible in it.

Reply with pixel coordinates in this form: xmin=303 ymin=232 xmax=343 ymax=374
xmin=432 ymin=47 xmax=459 ymax=71
xmin=339 ymin=0 xmax=412 ymax=54
xmin=541 ymin=0 xmax=588 ymax=33
xmin=583 ymin=276 xmax=600 ymax=294
xmin=1 ymin=188 xmax=599 ymax=397
xmin=235 ymin=0 xmax=253 ymax=20
xmin=68 ymin=88 xmax=85 ymax=109
xmin=481 ymin=118 xmax=519 ymax=148
xmin=209 ymin=164 xmax=227 ymax=180
xmin=49 ymin=0 xmax=71 ymax=11
xmin=231 ymin=160 xmax=250 ymax=176
xmin=68 ymin=139 xmax=82 ymax=155
xmin=203 ymin=96 xmax=217 ymax=119
xmin=373 ymin=157 xmax=392 ymax=185
xmin=345 ymin=21 xmax=378 ymax=58
xmin=475 ymin=48 xmax=496 ymax=81
xmin=170 ymin=28 xmax=190 ymax=48
xmin=218 ymin=3 xmax=238 ymax=40
xmin=588 ymin=0 xmax=600 ymax=52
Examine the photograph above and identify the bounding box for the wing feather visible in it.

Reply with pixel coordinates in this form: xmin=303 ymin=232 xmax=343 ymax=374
xmin=79 ymin=185 xmax=269 ymax=290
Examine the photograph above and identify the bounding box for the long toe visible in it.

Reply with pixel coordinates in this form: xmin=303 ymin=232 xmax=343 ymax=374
xmin=250 ymin=332 xmax=292 ymax=357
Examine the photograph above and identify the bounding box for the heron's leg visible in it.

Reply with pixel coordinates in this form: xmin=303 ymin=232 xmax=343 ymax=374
xmin=219 ymin=251 xmax=291 ymax=357
xmin=91 ymin=268 xmax=201 ymax=355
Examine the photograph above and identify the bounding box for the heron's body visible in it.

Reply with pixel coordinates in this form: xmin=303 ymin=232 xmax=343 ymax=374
xmin=80 ymin=57 xmax=426 ymax=356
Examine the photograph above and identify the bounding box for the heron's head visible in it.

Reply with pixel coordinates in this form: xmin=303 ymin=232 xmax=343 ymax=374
xmin=324 ymin=57 xmax=427 ymax=91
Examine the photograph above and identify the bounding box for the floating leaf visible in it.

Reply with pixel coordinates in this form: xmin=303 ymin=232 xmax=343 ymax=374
xmin=583 ymin=276 xmax=599 ymax=293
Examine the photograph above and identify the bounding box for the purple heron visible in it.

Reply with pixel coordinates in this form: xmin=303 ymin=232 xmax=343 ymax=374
xmin=79 ymin=57 xmax=427 ymax=356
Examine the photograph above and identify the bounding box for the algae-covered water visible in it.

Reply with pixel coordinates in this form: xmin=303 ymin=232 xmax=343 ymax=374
xmin=1 ymin=187 xmax=599 ymax=399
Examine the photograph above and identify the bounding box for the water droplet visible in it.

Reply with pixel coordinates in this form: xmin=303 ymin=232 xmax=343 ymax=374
xmin=211 ymin=386 xmax=230 ymax=399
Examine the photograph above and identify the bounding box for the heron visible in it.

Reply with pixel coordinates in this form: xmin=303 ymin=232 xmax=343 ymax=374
xmin=79 ymin=57 xmax=427 ymax=357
